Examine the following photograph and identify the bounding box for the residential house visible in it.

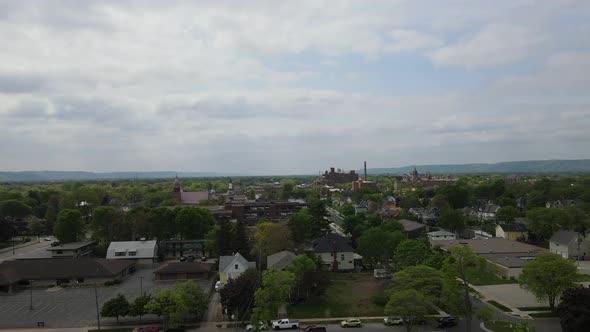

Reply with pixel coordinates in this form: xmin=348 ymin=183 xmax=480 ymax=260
xmin=267 ymin=250 xmax=296 ymax=270
xmin=153 ymin=262 xmax=214 ymax=281
xmin=46 ymin=241 xmax=97 ymax=258
xmin=408 ymin=207 xmax=439 ymax=224
xmin=219 ymin=253 xmax=256 ymax=284
xmin=495 ymin=224 xmax=528 ymax=241
xmin=427 ymin=230 xmax=456 ymax=241
xmin=433 ymin=238 xmax=547 ymax=279
xmin=398 ymin=219 xmax=428 ymax=239
xmin=476 ymin=203 xmax=501 ymax=221
xmin=106 ymin=240 xmax=158 ymax=264
xmin=0 ymin=258 xmax=136 ymax=293
xmin=354 ymin=200 xmax=368 ymax=214
xmin=545 ymin=200 xmax=579 ymax=208
xmin=312 ymin=233 xmax=358 ymax=271
xmin=549 ymin=230 xmax=590 ymax=260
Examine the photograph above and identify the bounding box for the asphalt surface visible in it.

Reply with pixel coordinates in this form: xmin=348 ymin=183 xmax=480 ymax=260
xmin=0 ymin=238 xmax=53 ymax=263
xmin=0 ymin=266 xmax=214 ymax=329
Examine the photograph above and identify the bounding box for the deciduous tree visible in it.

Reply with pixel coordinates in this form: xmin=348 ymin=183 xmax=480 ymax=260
xmin=557 ymin=287 xmax=590 ymax=332
xmin=356 ymin=228 xmax=405 ymax=268
xmin=439 ymin=209 xmax=466 ymax=234
xmin=393 ymin=240 xmax=430 ymax=270
xmin=54 ymin=209 xmax=84 ymax=243
xmin=101 ymin=293 xmax=130 ymax=324
xmin=252 ymin=268 xmax=295 ymax=321
xmin=385 ymin=289 xmax=431 ymax=332
xmin=519 ymin=253 xmax=577 ymax=312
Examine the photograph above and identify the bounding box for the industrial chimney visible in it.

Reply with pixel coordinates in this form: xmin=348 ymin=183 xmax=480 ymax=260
xmin=364 ymin=161 xmax=367 ymax=181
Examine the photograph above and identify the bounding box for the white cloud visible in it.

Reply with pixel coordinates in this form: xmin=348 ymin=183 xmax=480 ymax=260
xmin=386 ymin=29 xmax=443 ymax=53
xmin=429 ymin=23 xmax=545 ymax=68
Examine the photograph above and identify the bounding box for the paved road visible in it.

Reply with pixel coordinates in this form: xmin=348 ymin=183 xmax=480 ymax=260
xmin=206 ymin=291 xmax=221 ymax=322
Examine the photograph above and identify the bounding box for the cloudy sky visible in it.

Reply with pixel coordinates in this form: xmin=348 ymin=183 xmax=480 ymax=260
xmin=1 ymin=1 xmax=589 ymax=175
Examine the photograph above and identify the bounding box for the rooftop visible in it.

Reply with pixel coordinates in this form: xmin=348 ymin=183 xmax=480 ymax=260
xmin=432 ymin=238 xmax=546 ymax=255
xmin=46 ymin=241 xmax=97 ymax=251
xmin=153 ymin=262 xmax=213 ymax=274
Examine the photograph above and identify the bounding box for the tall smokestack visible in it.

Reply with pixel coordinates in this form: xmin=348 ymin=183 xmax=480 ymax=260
xmin=364 ymin=161 xmax=367 ymax=181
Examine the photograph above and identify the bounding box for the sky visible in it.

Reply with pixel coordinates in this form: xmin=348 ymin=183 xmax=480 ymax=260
xmin=1 ymin=0 xmax=589 ymax=175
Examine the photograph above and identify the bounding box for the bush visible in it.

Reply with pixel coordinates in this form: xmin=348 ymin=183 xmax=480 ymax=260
xmin=104 ymin=279 xmax=122 ymax=286
xmin=488 ymin=300 xmax=511 ymax=312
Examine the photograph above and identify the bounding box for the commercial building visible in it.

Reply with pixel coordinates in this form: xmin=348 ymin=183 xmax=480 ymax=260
xmin=106 ymin=240 xmax=158 ymax=264
xmin=153 ymin=262 xmax=214 ymax=281
xmin=222 ymin=200 xmax=307 ymax=225
xmin=46 ymin=241 xmax=97 ymax=258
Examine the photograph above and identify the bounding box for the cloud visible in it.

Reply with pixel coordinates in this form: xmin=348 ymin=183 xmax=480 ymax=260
xmin=429 ymin=23 xmax=545 ymax=68
xmin=386 ymin=29 xmax=443 ymax=53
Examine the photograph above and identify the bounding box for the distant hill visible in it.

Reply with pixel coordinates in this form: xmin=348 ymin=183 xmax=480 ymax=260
xmin=364 ymin=159 xmax=590 ymax=175
xmin=0 ymin=171 xmax=234 ymax=183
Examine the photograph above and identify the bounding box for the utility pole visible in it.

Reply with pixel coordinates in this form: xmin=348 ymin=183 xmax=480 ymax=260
xmin=94 ymin=284 xmax=101 ymax=331
xmin=140 ymin=276 xmax=144 ymax=296
xmin=29 ymin=280 xmax=33 ymax=310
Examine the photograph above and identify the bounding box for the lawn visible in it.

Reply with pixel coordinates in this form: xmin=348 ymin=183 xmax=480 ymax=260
xmin=287 ymin=273 xmax=388 ymax=318
xmin=484 ymin=321 xmax=517 ymax=332
xmin=487 ymin=300 xmax=511 ymax=312
xmin=470 ymin=266 xmax=518 ymax=286
xmin=575 ymin=273 xmax=590 ymax=282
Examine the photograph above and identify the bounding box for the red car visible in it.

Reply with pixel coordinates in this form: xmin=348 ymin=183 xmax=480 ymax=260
xmin=136 ymin=327 xmax=159 ymax=332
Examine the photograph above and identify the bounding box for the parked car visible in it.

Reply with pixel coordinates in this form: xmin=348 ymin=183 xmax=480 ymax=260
xmin=437 ymin=316 xmax=457 ymax=328
xmin=179 ymin=256 xmax=187 ymax=262
xmin=383 ymin=316 xmax=403 ymax=326
xmin=301 ymin=326 xmax=327 ymax=332
xmin=246 ymin=321 xmax=269 ymax=331
xmin=136 ymin=327 xmax=159 ymax=332
xmin=340 ymin=319 xmax=361 ymax=328
xmin=50 ymin=241 xmax=61 ymax=247
xmin=271 ymin=318 xmax=299 ymax=330
xmin=201 ymin=256 xmax=208 ymax=261
xmin=187 ymin=255 xmax=195 ymax=262
xmin=215 ymin=280 xmax=222 ymax=292
xmin=43 ymin=237 xmax=52 ymax=241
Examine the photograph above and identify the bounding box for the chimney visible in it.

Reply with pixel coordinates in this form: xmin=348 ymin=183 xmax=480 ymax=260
xmin=364 ymin=161 xmax=367 ymax=181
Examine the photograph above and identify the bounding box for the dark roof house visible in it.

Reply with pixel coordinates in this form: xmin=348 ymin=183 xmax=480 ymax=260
xmin=154 ymin=262 xmax=213 ymax=281
xmin=267 ymin=250 xmax=296 ymax=270
xmin=313 ymin=233 xmax=354 ymax=253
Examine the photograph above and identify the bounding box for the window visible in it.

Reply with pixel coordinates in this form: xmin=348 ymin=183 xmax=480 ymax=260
xmin=77 ymin=278 xmax=84 ymax=283
xmin=115 ymin=252 xmax=126 ymax=256
xmin=56 ymin=250 xmax=63 ymax=254
xmin=128 ymin=251 xmax=137 ymax=256
xmin=235 ymin=264 xmax=239 ymax=270
xmin=341 ymin=254 xmax=344 ymax=261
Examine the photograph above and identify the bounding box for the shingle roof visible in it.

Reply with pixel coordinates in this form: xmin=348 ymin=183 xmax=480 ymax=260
xmin=427 ymin=230 xmax=455 ymax=236
xmin=0 ymin=258 xmax=135 ymax=286
xmin=153 ymin=262 xmax=213 ymax=275
xmin=550 ymin=230 xmax=579 ymax=245
xmin=433 ymin=238 xmax=546 ymax=255
xmin=267 ymin=251 xmax=296 ymax=269
xmin=399 ymin=219 xmax=427 ymax=232
xmin=219 ymin=253 xmax=256 ymax=272
xmin=313 ymin=233 xmax=354 ymax=253
xmin=498 ymin=223 xmax=528 ymax=232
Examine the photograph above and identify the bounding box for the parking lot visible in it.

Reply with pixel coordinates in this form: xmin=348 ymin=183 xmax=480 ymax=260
xmin=0 ymin=266 xmax=214 ymax=329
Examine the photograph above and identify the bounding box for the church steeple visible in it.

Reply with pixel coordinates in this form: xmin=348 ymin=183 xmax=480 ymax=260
xmin=173 ymin=175 xmax=182 ymax=203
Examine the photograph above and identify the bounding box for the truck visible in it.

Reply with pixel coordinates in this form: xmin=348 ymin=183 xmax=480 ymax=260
xmin=271 ymin=319 xmax=300 ymax=330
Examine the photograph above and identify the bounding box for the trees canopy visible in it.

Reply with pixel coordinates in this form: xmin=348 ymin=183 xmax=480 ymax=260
xmin=356 ymin=228 xmax=405 ymax=268
xmin=443 ymin=245 xmax=487 ymax=332
xmin=385 ymin=289 xmax=431 ymax=332
xmin=251 ymin=222 xmax=293 ymax=266
xmin=54 ymin=209 xmax=84 ymax=243
xmin=220 ymin=268 xmax=259 ymax=320
xmin=393 ymin=240 xmax=430 ymax=270
xmin=527 ymin=208 xmax=571 ymax=240
xmin=519 ymin=253 xmax=577 ymax=312
xmin=101 ymin=293 xmax=130 ymax=324
xmin=252 ymin=268 xmax=296 ymax=322
xmin=557 ymin=287 xmax=590 ymax=332
xmin=145 ymin=281 xmax=207 ymax=330
xmin=496 ymin=206 xmax=520 ymax=223
xmin=439 ymin=209 xmax=466 ymax=234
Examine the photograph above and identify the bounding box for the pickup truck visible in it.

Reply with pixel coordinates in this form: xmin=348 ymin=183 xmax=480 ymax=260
xmin=271 ymin=319 xmax=299 ymax=330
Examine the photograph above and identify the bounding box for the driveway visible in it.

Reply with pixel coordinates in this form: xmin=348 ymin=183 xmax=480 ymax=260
xmin=0 ymin=266 xmax=214 ymax=329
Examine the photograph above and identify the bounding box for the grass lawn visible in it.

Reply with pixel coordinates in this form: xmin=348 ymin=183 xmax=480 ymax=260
xmin=470 ymin=267 xmax=518 ymax=286
xmin=487 ymin=300 xmax=511 ymax=312
xmin=530 ymin=312 xmax=558 ymax=318
xmin=575 ymin=273 xmax=590 ymax=282
xmin=287 ymin=273 xmax=388 ymax=318
xmin=484 ymin=321 xmax=517 ymax=332
xmin=517 ymin=306 xmax=552 ymax=311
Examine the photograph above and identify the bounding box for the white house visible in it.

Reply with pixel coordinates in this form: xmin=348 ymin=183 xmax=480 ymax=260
xmin=219 ymin=252 xmax=256 ymax=284
xmin=312 ymin=233 xmax=357 ymax=271
xmin=549 ymin=230 xmax=590 ymax=260
xmin=106 ymin=240 xmax=158 ymax=264
xmin=427 ymin=230 xmax=456 ymax=241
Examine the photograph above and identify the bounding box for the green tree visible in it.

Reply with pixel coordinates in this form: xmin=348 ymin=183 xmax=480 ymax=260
xmin=511 ymin=321 xmax=536 ymax=332
xmin=439 ymin=209 xmax=466 ymax=234
xmin=252 ymin=268 xmax=296 ymax=321
xmin=0 ymin=199 xmax=32 ymax=220
xmin=519 ymin=254 xmax=577 ymax=312
xmin=129 ymin=294 xmax=152 ymax=319
xmin=380 ymin=219 xmax=404 ymax=233
xmin=557 ymin=287 xmax=590 ymax=332
xmin=101 ymin=293 xmax=130 ymax=324
xmin=356 ymin=228 xmax=405 ymax=268
xmin=205 ymin=225 xmax=220 ymax=256
xmin=286 ymin=255 xmax=317 ymax=298
xmin=54 ymin=209 xmax=84 ymax=243
xmin=389 ymin=265 xmax=445 ymax=300
xmin=175 ymin=280 xmax=208 ymax=320
xmin=340 ymin=203 xmax=355 ymax=217
xmin=148 ymin=207 xmax=176 ymax=240
xmin=527 ymin=208 xmax=570 ymax=240
xmin=443 ymin=245 xmax=487 ymax=332
xmin=232 ymin=220 xmax=250 ymax=256
xmin=145 ymin=288 xmax=185 ymax=331
xmin=220 ymin=268 xmax=259 ymax=320
xmin=91 ymin=206 xmax=120 ymax=246
xmin=385 ymin=289 xmax=431 ymax=332
xmin=393 ymin=240 xmax=430 ymax=270
xmin=27 ymin=216 xmax=45 ymax=235
xmin=343 ymin=214 xmax=365 ymax=234
xmin=251 ymin=223 xmax=293 ymax=267
xmin=287 ymin=209 xmax=316 ymax=243
xmin=437 ymin=184 xmax=470 ymax=209
xmin=217 ymin=220 xmax=234 ymax=256
xmin=496 ymin=206 xmax=520 ymax=223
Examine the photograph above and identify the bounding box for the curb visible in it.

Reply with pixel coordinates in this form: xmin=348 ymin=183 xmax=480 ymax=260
xmin=480 ymin=322 xmax=493 ymax=332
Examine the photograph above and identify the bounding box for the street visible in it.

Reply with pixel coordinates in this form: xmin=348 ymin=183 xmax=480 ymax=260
xmin=0 ymin=238 xmax=52 ymax=263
